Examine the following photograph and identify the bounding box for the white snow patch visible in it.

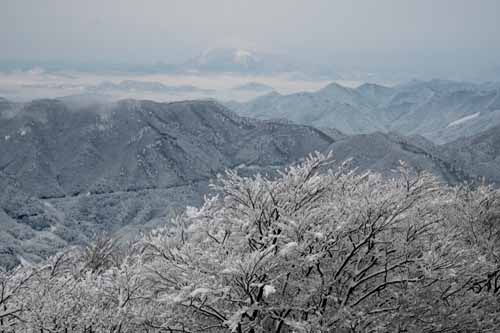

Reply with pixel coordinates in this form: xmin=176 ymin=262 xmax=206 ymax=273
xmin=96 ymin=123 xmax=107 ymax=131
xmin=158 ymin=293 xmax=184 ymax=303
xmin=233 ymin=49 xmax=255 ymax=65
xmin=190 ymin=288 xmax=211 ymax=298
xmin=221 ymin=267 xmax=239 ymax=274
xmin=19 ymin=128 xmax=28 ymax=136
xmin=313 ymin=232 xmax=324 ymax=240
xmin=263 ymin=285 xmax=276 ymax=297
xmin=447 ymin=112 xmax=480 ymax=128
xmin=4 ymin=135 xmax=10 ymax=140
xmin=279 ymin=242 xmax=298 ymax=256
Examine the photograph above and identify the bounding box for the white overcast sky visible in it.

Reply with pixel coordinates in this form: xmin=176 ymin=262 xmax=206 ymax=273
xmin=2 ymin=0 xmax=500 ymax=69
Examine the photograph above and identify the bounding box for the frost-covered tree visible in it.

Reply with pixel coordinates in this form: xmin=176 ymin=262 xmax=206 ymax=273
xmin=137 ymin=154 xmax=500 ymax=332
xmin=2 ymin=153 xmax=500 ymax=332
xmin=0 ymin=265 xmax=35 ymax=330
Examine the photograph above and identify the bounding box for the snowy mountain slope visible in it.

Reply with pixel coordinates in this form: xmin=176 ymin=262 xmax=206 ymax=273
xmin=356 ymin=83 xmax=395 ymax=106
xmin=447 ymin=112 xmax=481 ymax=127
xmin=229 ymin=83 xmax=386 ymax=134
xmin=389 ymin=86 xmax=500 ymax=142
xmin=227 ymin=80 xmax=500 ymax=143
xmin=0 ymin=175 xmax=86 ymax=270
xmin=0 ymin=98 xmax=334 ymax=268
xmin=442 ymin=124 xmax=500 ymax=185
xmin=326 ymin=132 xmax=473 ymax=185
xmin=2 ymin=91 xmax=500 ymax=269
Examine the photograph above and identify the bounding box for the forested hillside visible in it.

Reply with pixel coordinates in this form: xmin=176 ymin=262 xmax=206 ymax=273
xmin=1 ymin=154 xmax=499 ymax=332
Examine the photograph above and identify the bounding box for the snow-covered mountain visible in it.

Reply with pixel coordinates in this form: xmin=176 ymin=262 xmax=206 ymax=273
xmin=166 ymin=48 xmax=341 ymax=79
xmin=326 ymin=132 xmax=475 ymax=185
xmin=2 ymin=92 xmax=500 ymax=269
xmin=188 ymin=48 xmax=260 ymax=71
xmin=228 ymin=79 xmax=500 ymax=143
xmin=0 ymin=98 xmax=333 ymax=268
xmin=442 ymin=123 xmax=500 ymax=184
xmin=226 ymin=82 xmax=385 ymax=134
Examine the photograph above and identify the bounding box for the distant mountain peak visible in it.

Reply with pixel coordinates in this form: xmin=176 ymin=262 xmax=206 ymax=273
xmin=232 ymin=82 xmax=274 ymax=92
xmin=320 ymin=82 xmax=350 ymax=91
xmin=357 ymin=82 xmax=390 ymax=91
xmin=262 ymin=91 xmax=281 ymax=98
xmin=186 ymin=48 xmax=261 ymax=72
xmin=175 ymin=47 xmax=339 ymax=79
xmin=317 ymin=82 xmax=361 ymax=100
xmin=233 ymin=49 xmax=257 ymax=66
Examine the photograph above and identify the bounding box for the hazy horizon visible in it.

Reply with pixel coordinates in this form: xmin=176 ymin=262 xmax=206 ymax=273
xmin=2 ymin=0 xmax=500 ymax=78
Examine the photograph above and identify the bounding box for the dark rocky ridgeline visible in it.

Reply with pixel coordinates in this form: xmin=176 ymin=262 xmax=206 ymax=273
xmin=0 ymin=98 xmax=334 ymax=268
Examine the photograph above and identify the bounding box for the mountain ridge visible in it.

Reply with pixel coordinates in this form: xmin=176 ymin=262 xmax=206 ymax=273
xmin=2 ymin=94 xmax=500 ymax=269
xmin=228 ymin=79 xmax=500 ymax=143
xmin=0 ymin=98 xmax=334 ymax=268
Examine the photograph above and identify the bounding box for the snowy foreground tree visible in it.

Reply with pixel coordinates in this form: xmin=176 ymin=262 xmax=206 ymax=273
xmin=1 ymin=153 xmax=500 ymax=332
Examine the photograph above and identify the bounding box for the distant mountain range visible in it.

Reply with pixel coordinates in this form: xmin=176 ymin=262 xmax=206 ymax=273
xmin=227 ymin=79 xmax=500 ymax=143
xmin=1 ymin=90 xmax=500 ymax=268
xmin=181 ymin=48 xmax=270 ymax=74
xmin=232 ymin=82 xmax=274 ymax=92
xmin=87 ymin=80 xmax=215 ymax=94
xmin=130 ymin=48 xmax=340 ymax=79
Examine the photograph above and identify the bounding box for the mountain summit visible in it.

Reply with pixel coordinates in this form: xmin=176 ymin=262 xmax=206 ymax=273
xmin=174 ymin=48 xmax=339 ymax=79
xmin=183 ymin=48 xmax=262 ymax=73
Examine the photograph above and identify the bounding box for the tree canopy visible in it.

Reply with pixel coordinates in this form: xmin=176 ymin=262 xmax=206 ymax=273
xmin=1 ymin=153 xmax=500 ymax=332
